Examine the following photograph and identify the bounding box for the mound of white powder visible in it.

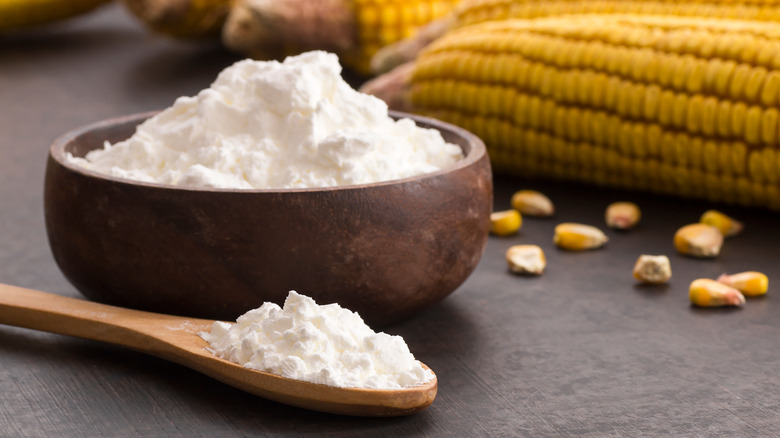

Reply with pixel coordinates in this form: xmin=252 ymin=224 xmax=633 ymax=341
xmin=67 ymin=51 xmax=462 ymax=189
xmin=199 ymin=291 xmax=434 ymax=389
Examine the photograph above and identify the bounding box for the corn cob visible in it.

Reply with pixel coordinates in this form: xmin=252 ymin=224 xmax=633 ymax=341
xmin=362 ymin=14 xmax=780 ymax=210
xmin=122 ymin=0 xmax=233 ymax=38
xmin=372 ymin=0 xmax=780 ymax=73
xmin=455 ymin=0 xmax=780 ymax=29
xmin=0 ymin=0 xmax=110 ymax=31
xmin=221 ymin=0 xmax=459 ymax=75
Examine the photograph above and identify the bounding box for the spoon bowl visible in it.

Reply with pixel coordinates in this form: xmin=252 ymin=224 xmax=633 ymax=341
xmin=0 ymin=283 xmax=437 ymax=416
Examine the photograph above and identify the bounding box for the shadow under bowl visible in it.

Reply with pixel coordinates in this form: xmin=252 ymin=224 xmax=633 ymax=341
xmin=44 ymin=110 xmax=493 ymax=327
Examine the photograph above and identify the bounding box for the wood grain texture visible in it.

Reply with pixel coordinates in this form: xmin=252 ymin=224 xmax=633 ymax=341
xmin=2 ymin=3 xmax=780 ymax=437
xmin=42 ymin=110 xmax=491 ymax=327
xmin=0 ymin=284 xmax=438 ymax=417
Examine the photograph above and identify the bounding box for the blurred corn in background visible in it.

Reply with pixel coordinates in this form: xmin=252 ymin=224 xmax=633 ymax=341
xmin=220 ymin=0 xmax=461 ymax=75
xmin=454 ymin=0 xmax=780 ymax=27
xmin=362 ymin=14 xmax=780 ymax=209
xmin=372 ymin=0 xmax=780 ymax=73
xmin=121 ymin=0 xmax=233 ymax=38
xmin=0 ymin=0 xmax=111 ymax=31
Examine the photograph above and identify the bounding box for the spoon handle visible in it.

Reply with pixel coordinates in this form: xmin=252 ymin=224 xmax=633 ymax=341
xmin=0 ymin=283 xmax=439 ymax=417
xmin=0 ymin=282 xmax=212 ymax=355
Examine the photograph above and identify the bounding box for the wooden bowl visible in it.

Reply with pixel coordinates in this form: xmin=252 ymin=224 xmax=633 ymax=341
xmin=44 ymin=111 xmax=492 ymax=327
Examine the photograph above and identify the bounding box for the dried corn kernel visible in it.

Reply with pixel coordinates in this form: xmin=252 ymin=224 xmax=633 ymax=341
xmin=717 ymin=271 xmax=768 ymax=297
xmin=689 ymin=278 xmax=745 ymax=307
xmin=506 ymin=244 xmax=546 ymax=275
xmin=632 ymin=254 xmax=671 ymax=284
xmin=700 ymin=209 xmax=743 ymax=237
xmin=674 ymin=223 xmax=723 ymax=258
xmin=553 ymin=223 xmax=608 ymax=250
xmin=490 ymin=210 xmax=522 ymax=236
xmin=510 ymin=190 xmax=554 ymax=217
xmin=605 ymin=201 xmax=641 ymax=230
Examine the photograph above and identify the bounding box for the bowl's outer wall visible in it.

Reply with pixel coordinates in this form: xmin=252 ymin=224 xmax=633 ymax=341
xmin=44 ymin=112 xmax=493 ymax=326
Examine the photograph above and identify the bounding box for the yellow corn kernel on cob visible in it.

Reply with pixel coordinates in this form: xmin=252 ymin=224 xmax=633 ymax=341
xmin=0 ymin=0 xmax=110 ymax=31
xmin=510 ymin=189 xmax=554 ymax=217
xmin=633 ymin=254 xmax=671 ymax=284
xmin=372 ymin=0 xmax=780 ymax=73
xmin=490 ymin=209 xmax=521 ymax=236
xmin=506 ymin=244 xmax=546 ymax=274
xmin=222 ymin=0 xmax=460 ymax=75
xmin=700 ymin=209 xmax=744 ymax=237
xmin=689 ymin=278 xmax=746 ymax=307
xmin=674 ymin=223 xmax=723 ymax=258
xmin=363 ymin=14 xmax=780 ymax=210
xmin=717 ymin=271 xmax=769 ymax=296
xmin=455 ymin=0 xmax=780 ymax=29
xmin=553 ymin=222 xmax=607 ymax=250
xmin=605 ymin=201 xmax=641 ymax=230
xmin=122 ymin=0 xmax=233 ymax=38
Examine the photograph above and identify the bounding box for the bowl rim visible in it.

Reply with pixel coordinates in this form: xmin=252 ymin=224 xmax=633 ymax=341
xmin=49 ymin=110 xmax=488 ymax=194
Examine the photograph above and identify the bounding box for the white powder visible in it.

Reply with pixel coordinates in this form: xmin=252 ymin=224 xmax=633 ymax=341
xmin=66 ymin=51 xmax=462 ymax=189
xmin=199 ymin=291 xmax=435 ymax=389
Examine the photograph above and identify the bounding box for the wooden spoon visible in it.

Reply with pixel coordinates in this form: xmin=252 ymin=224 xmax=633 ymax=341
xmin=0 ymin=283 xmax=437 ymax=416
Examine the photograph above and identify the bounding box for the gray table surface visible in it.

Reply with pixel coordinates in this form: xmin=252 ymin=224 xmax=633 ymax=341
xmin=2 ymin=4 xmax=780 ymax=437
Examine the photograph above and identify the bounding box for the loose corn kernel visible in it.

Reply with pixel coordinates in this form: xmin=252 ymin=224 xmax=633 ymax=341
xmin=699 ymin=209 xmax=744 ymax=237
xmin=632 ymin=254 xmax=671 ymax=284
xmin=717 ymin=271 xmax=769 ymax=297
xmin=506 ymin=244 xmax=546 ymax=275
xmin=689 ymin=278 xmax=745 ymax=307
xmin=510 ymin=189 xmax=555 ymax=217
xmin=490 ymin=209 xmax=522 ymax=236
xmin=605 ymin=201 xmax=641 ymax=229
xmin=553 ymin=223 xmax=608 ymax=250
xmin=674 ymin=223 xmax=723 ymax=257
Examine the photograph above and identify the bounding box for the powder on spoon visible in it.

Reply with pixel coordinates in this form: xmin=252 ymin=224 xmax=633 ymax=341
xmin=199 ymin=291 xmax=434 ymax=389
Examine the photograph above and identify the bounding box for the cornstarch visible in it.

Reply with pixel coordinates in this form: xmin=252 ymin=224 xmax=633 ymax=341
xmin=199 ymin=291 xmax=434 ymax=389
xmin=66 ymin=51 xmax=462 ymax=189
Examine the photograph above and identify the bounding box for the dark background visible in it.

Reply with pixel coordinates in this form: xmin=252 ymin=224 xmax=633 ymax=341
xmin=2 ymin=4 xmax=779 ymax=436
